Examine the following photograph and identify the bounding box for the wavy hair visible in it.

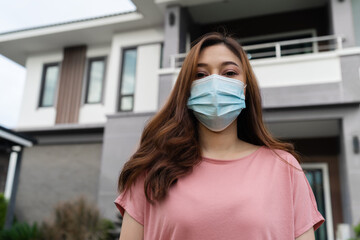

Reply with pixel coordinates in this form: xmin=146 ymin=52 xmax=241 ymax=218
xmin=117 ymin=32 xmax=299 ymax=204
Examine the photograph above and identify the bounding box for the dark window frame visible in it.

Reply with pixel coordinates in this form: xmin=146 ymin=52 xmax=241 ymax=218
xmin=38 ymin=62 xmax=60 ymax=108
xmin=118 ymin=47 xmax=137 ymax=112
xmin=160 ymin=43 xmax=164 ymax=69
xmin=84 ymin=56 xmax=107 ymax=104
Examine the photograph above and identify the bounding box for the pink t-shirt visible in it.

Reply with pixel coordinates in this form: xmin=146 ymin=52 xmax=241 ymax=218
xmin=114 ymin=146 xmax=325 ymax=239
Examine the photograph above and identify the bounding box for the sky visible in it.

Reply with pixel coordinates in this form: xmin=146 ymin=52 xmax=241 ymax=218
xmin=0 ymin=0 xmax=136 ymax=129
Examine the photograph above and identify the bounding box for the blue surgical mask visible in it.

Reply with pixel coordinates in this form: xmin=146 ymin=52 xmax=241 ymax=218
xmin=187 ymin=74 xmax=246 ymax=132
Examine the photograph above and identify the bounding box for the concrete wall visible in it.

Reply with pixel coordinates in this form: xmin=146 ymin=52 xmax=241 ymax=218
xmin=329 ymin=0 xmax=356 ymax=47
xmin=261 ymin=52 xmax=360 ymax=108
xmin=80 ymin=30 xmax=164 ymax=120
xmin=133 ymin=44 xmax=162 ymax=112
xmin=78 ymin=45 xmax=111 ymax=124
xmin=98 ymin=112 xmax=154 ymax=221
xmin=18 ymin=51 xmax=63 ymax=128
xmin=15 ymin=143 xmax=103 ymax=224
xmin=104 ymin=28 xmax=164 ymax=115
xmin=252 ymin=52 xmax=342 ymax=88
xmin=340 ymin=107 xmax=360 ymax=225
xmin=18 ymin=27 xmax=164 ymax=129
xmin=352 ymin=0 xmax=360 ymax=46
xmin=158 ymin=71 xmax=179 ymax=108
xmin=18 ymin=45 xmax=112 ymax=128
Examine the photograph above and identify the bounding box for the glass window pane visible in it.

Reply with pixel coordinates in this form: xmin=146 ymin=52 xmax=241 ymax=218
xmin=121 ymin=96 xmax=133 ymax=111
xmin=121 ymin=49 xmax=137 ymax=95
xmin=41 ymin=65 xmax=59 ymax=107
xmin=87 ymin=59 xmax=105 ymax=103
xmin=304 ymin=169 xmax=327 ymax=240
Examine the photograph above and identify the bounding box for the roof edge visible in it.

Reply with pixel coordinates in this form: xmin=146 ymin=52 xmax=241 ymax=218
xmin=15 ymin=123 xmax=105 ymax=133
xmin=0 ymin=125 xmax=37 ymax=147
xmin=0 ymin=10 xmax=137 ymax=36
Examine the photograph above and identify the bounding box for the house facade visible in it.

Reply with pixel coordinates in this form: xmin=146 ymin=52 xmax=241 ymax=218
xmin=1 ymin=0 xmax=360 ymax=238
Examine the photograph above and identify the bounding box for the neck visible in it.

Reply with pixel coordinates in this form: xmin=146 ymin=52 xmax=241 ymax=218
xmin=198 ymin=120 xmax=244 ymax=159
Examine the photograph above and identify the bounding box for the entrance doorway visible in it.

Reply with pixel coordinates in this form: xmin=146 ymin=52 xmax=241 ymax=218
xmin=291 ymin=137 xmax=342 ymax=240
xmin=267 ymin=120 xmax=343 ymax=239
xmin=302 ymin=163 xmax=334 ymax=240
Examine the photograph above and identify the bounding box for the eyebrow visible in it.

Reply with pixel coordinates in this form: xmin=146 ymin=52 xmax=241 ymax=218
xmin=197 ymin=61 xmax=240 ymax=68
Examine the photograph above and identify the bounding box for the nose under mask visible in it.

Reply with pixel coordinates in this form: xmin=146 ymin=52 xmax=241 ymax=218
xmin=187 ymin=74 xmax=246 ymax=132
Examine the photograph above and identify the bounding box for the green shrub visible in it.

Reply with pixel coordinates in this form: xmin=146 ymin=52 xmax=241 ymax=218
xmin=0 ymin=222 xmax=41 ymax=240
xmin=349 ymin=222 xmax=360 ymax=240
xmin=114 ymin=212 xmax=123 ymax=230
xmin=108 ymin=213 xmax=123 ymax=240
xmin=99 ymin=218 xmax=115 ymax=240
xmin=0 ymin=193 xmax=8 ymax=230
xmin=355 ymin=223 xmax=360 ymax=237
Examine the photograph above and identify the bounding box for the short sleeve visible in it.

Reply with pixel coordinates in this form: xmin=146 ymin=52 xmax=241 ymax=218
xmin=291 ymin=157 xmax=325 ymax=238
xmin=114 ymin=175 xmax=146 ymax=225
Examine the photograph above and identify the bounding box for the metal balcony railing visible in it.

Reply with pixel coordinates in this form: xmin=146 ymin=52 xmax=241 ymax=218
xmin=169 ymin=35 xmax=344 ymax=69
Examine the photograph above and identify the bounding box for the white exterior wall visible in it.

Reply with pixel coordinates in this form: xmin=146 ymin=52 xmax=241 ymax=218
xmin=251 ymin=52 xmax=342 ymax=88
xmin=17 ymin=52 xmax=63 ymax=128
xmin=134 ymin=44 xmax=161 ymax=112
xmin=17 ymin=28 xmax=164 ymax=128
xmin=78 ymin=45 xmax=111 ymax=124
xmin=104 ymin=28 xmax=164 ymax=115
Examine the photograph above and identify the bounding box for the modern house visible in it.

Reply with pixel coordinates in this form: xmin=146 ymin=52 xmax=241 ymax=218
xmin=0 ymin=0 xmax=360 ymax=239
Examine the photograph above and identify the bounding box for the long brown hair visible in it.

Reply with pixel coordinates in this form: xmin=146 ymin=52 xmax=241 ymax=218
xmin=117 ymin=32 xmax=299 ymax=204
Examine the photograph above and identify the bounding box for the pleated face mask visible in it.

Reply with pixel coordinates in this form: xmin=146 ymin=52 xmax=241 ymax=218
xmin=187 ymin=74 xmax=246 ymax=132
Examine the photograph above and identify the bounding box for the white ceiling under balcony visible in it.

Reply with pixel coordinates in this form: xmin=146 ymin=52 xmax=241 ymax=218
xmin=160 ymin=0 xmax=328 ymax=24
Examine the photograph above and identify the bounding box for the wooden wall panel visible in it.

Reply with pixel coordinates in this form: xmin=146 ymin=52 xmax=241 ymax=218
xmin=56 ymin=46 xmax=87 ymax=124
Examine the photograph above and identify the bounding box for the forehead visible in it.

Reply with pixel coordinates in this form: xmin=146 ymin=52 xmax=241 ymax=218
xmin=197 ymin=44 xmax=242 ymax=66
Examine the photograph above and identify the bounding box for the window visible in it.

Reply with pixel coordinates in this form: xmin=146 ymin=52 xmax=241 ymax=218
xmin=39 ymin=63 xmax=60 ymax=107
xmin=160 ymin=43 xmax=164 ymax=68
xmin=85 ymin=57 xmax=106 ymax=104
xmin=119 ymin=48 xmax=137 ymax=111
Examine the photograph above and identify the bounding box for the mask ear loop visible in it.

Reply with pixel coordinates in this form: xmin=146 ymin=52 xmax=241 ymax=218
xmin=243 ymin=84 xmax=247 ymax=98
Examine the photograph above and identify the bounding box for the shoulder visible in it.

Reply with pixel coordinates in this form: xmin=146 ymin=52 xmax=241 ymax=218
xmin=261 ymin=146 xmax=303 ymax=172
xmin=120 ymin=173 xmax=147 ymax=200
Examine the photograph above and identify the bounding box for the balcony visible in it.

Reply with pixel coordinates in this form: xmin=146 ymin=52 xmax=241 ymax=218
xmin=160 ymin=35 xmax=346 ymax=89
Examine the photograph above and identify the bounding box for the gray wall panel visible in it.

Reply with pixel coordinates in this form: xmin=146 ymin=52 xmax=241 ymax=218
xmin=329 ymin=0 xmax=356 ymax=47
xmin=98 ymin=112 xmax=154 ymax=220
xmin=158 ymin=73 xmax=174 ymax=109
xmin=15 ymin=143 xmax=102 ymax=224
xmin=340 ymin=54 xmax=360 ymax=102
xmin=262 ymin=54 xmax=360 ymax=108
xmin=162 ymin=5 xmax=188 ymax=68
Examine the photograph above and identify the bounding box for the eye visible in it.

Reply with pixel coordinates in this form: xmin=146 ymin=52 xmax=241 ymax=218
xmin=196 ymin=72 xmax=207 ymax=79
xmin=223 ymin=71 xmax=238 ymax=77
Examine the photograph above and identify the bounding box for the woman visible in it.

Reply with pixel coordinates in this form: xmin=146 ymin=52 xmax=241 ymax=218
xmin=114 ymin=32 xmax=325 ymax=240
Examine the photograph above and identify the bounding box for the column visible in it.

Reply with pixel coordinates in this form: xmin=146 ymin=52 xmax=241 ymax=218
xmin=329 ymin=0 xmax=356 ymax=47
xmin=4 ymin=146 xmax=22 ymax=229
xmin=158 ymin=5 xmax=189 ymax=108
